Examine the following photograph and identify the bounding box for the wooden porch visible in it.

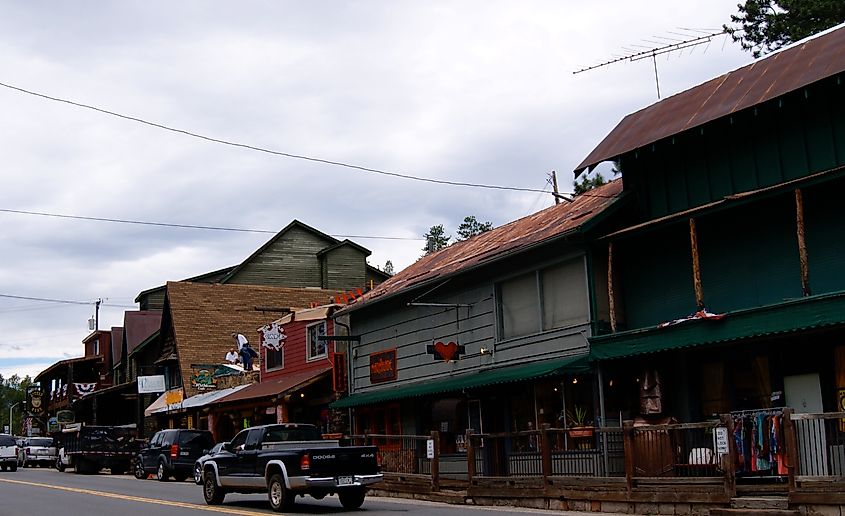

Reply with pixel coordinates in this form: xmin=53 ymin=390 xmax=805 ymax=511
xmin=356 ymin=411 xmax=845 ymax=513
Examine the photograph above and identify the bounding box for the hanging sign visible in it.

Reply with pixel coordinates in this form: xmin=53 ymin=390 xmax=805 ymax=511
xmin=26 ymin=387 xmax=46 ymax=417
xmin=427 ymin=341 xmax=465 ymax=362
xmin=260 ymin=322 xmax=286 ymax=351
xmin=138 ymin=375 xmax=166 ymax=394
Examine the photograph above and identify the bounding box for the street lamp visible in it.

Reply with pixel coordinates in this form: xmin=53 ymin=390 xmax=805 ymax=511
xmin=8 ymin=401 xmax=20 ymax=435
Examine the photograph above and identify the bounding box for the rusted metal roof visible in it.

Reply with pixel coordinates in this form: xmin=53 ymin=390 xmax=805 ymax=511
xmin=215 ymin=367 xmax=331 ymax=405
xmin=575 ymin=24 xmax=845 ymax=175
xmin=343 ymin=179 xmax=623 ymax=312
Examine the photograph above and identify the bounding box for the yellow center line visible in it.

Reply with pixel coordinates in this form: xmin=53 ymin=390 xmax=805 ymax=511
xmin=0 ymin=477 xmax=276 ymax=516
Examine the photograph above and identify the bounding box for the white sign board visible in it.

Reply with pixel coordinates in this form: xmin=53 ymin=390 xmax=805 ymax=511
xmin=426 ymin=439 xmax=435 ymax=459
xmin=714 ymin=426 xmax=729 ymax=455
xmin=260 ymin=322 xmax=286 ymax=351
xmin=137 ymin=375 xmax=166 ymax=394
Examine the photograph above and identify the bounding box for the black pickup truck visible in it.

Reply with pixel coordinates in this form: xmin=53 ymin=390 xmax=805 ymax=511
xmin=202 ymin=423 xmax=382 ymax=511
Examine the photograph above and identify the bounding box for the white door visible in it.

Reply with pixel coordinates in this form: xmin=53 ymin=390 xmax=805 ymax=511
xmin=784 ymin=373 xmax=827 ymax=475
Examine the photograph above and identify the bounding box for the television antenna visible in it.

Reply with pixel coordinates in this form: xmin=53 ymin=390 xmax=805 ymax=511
xmin=573 ymin=28 xmax=728 ymax=99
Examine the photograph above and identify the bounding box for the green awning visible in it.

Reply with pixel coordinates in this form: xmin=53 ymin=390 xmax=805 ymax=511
xmin=331 ymin=355 xmax=590 ymax=409
xmin=590 ymin=290 xmax=845 ymax=360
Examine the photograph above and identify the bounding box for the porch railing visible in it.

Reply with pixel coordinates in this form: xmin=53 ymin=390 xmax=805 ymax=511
xmin=790 ymin=411 xmax=845 ymax=478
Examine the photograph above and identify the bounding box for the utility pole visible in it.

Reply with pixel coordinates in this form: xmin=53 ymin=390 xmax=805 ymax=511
xmin=95 ymin=298 xmax=101 ymax=330
xmin=549 ymin=171 xmax=572 ymax=204
xmin=8 ymin=401 xmax=20 ymax=435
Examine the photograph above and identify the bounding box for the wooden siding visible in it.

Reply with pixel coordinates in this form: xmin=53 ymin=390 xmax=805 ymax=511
xmin=348 ymin=269 xmax=590 ymax=394
xmin=226 ymin=225 xmax=332 ymax=287
xmin=139 ymin=290 xmax=165 ymax=310
xmin=805 ymin=178 xmax=845 ymax=294
xmin=622 ymin=78 xmax=845 ymax=220
xmin=321 ymin=245 xmax=367 ymax=291
xmin=262 ymin=319 xmax=336 ymax=379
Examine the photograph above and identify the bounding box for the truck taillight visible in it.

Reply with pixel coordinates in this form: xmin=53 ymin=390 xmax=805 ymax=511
xmin=26 ymin=447 xmax=31 ymax=455
xmin=170 ymin=444 xmax=179 ymax=458
xmin=377 ymin=452 xmax=382 ymax=468
xmin=300 ymin=454 xmax=310 ymax=471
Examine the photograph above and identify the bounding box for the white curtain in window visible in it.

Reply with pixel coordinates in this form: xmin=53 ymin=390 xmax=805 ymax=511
xmin=501 ymin=272 xmax=540 ymax=339
xmin=542 ymin=258 xmax=588 ymax=330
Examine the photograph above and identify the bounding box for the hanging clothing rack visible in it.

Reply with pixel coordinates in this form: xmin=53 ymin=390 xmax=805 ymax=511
xmin=729 ymin=408 xmax=783 ymax=416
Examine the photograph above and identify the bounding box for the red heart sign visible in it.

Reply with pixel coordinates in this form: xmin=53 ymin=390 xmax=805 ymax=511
xmin=434 ymin=341 xmax=458 ymax=362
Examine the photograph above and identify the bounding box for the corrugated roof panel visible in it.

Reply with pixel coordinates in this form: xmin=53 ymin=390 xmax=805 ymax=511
xmin=576 ymin=25 xmax=845 ymax=174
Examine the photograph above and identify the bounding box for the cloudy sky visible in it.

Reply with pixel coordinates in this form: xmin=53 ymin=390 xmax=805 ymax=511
xmin=0 ymin=1 xmax=753 ymax=379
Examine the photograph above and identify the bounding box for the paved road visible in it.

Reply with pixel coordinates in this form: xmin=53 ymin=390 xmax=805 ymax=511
xmin=0 ymin=467 xmax=623 ymax=515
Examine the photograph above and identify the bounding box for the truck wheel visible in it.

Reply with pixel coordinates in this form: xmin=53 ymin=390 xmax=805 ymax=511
xmin=9 ymin=463 xmax=17 ymax=472
xmin=203 ymin=471 xmax=225 ymax=505
xmin=133 ymin=457 xmax=146 ymax=479
xmin=267 ymin=473 xmax=294 ymax=512
xmin=338 ymin=488 xmax=366 ymax=510
xmin=156 ymin=460 xmax=169 ymax=481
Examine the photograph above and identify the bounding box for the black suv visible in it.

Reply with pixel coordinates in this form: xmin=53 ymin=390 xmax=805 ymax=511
xmin=134 ymin=429 xmax=213 ymax=482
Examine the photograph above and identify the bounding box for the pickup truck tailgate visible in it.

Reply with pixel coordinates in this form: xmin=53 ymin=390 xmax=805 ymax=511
xmin=306 ymin=446 xmax=380 ymax=476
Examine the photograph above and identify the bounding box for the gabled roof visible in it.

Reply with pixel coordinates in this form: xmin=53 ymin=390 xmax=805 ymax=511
xmin=316 ymin=239 xmax=371 ymax=257
xmin=343 ymin=179 xmax=624 ymax=313
xmin=110 ymin=326 xmax=124 ymax=367
xmin=124 ymin=310 xmax=163 ymax=356
xmin=134 ymin=266 xmax=235 ymax=303
xmin=219 ymin=220 xmax=370 ymax=284
xmin=35 ymin=355 xmax=102 ymax=382
xmin=575 ymin=24 xmax=845 ymax=175
xmin=164 ymin=281 xmax=341 ymax=397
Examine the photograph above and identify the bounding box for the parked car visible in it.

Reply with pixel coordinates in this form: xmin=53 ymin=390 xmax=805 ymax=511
xmin=0 ymin=434 xmax=19 ymax=472
xmin=21 ymin=437 xmax=57 ymax=467
xmin=201 ymin=423 xmax=382 ymax=511
xmin=135 ymin=429 xmax=214 ymax=482
xmin=194 ymin=442 xmax=227 ymax=484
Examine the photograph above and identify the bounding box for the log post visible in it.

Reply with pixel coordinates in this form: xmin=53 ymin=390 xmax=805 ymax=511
xmin=689 ymin=218 xmax=705 ymax=310
xmin=540 ymin=423 xmax=552 ymax=482
xmin=430 ymin=431 xmax=440 ymax=492
xmin=623 ymin=420 xmax=634 ymax=495
xmin=721 ymin=414 xmax=737 ymax=498
xmin=466 ymin=429 xmax=476 ymax=483
xmin=795 ymin=189 xmax=811 ymax=296
xmin=608 ymin=242 xmax=617 ymax=333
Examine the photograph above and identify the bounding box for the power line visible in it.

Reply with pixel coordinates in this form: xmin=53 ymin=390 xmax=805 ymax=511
xmin=0 ymin=208 xmax=424 ymax=241
xmin=0 ymin=80 xmax=550 ymax=194
xmin=0 ymin=293 xmax=93 ymax=305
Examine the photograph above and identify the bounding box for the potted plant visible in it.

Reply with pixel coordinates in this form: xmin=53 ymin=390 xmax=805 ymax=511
xmin=566 ymin=405 xmax=594 ymax=438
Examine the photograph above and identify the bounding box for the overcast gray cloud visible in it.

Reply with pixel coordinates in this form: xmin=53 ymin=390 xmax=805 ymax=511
xmin=0 ymin=1 xmax=751 ymax=378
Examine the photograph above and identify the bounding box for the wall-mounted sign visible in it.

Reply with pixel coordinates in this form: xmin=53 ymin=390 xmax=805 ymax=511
xmin=56 ymin=410 xmax=75 ymax=424
xmin=260 ymin=321 xmax=286 ymax=351
xmin=714 ymin=426 xmax=729 ymax=455
xmin=164 ymin=387 xmax=184 ymax=407
xmin=190 ymin=365 xmax=220 ymax=390
xmin=427 ymin=341 xmax=465 ymax=362
xmin=138 ymin=375 xmax=166 ymax=394
xmin=369 ymin=349 xmax=397 ymax=383
xmin=26 ymin=387 xmax=45 ymax=417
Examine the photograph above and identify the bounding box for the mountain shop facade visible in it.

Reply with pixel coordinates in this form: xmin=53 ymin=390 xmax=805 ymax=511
xmin=332 ymin=180 xmax=624 ymax=476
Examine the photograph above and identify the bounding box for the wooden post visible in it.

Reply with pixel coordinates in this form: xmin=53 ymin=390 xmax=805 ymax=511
xmin=795 ymin=189 xmax=811 ymax=297
xmin=622 ymin=420 xmax=634 ymax=495
xmin=540 ymin=423 xmax=552 ymax=482
xmin=783 ymin=408 xmax=798 ymax=492
xmin=608 ymin=242 xmax=617 ymax=333
xmin=430 ymin=431 xmax=440 ymax=492
xmin=466 ymin=429 xmax=476 ymax=483
xmin=721 ymin=414 xmax=737 ymax=498
xmin=689 ymin=218 xmax=705 ymax=310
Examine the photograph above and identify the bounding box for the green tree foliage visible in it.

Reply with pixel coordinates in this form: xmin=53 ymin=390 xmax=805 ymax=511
xmin=456 ymin=216 xmax=493 ymax=241
xmin=573 ymin=172 xmax=607 ymax=195
xmin=725 ymin=1 xmax=845 ymax=58
xmin=422 ymin=224 xmax=451 ymax=255
xmin=0 ymin=374 xmax=32 ymax=434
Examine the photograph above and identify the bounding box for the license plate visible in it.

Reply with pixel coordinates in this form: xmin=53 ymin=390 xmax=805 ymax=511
xmin=337 ymin=476 xmax=353 ymax=485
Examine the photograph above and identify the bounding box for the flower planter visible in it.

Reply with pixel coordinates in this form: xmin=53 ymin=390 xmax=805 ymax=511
xmin=567 ymin=427 xmax=595 ymax=439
